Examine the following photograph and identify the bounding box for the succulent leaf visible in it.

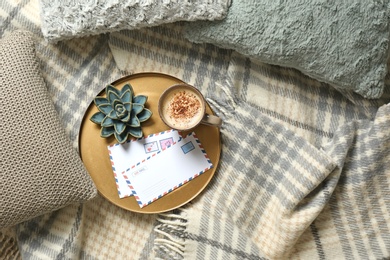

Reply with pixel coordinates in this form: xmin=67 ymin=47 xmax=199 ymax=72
xmin=114 ymin=131 xmax=128 ymax=144
xmin=114 ymin=121 xmax=126 ymax=134
xmin=105 ymin=85 xmax=120 ymax=97
xmin=101 ymin=116 xmax=114 ymax=127
xmin=97 ymin=103 xmax=113 ymax=115
xmin=130 ymin=116 xmax=140 ymax=127
xmin=120 ymin=89 xmax=132 ymax=103
xmin=133 ymin=95 xmax=147 ymax=105
xmin=112 ymin=99 xmax=123 ymax=108
xmin=120 ymin=84 xmax=133 ymax=98
xmin=121 ymin=112 xmax=131 ymax=123
xmin=94 ymin=97 xmax=110 ymax=107
xmin=124 ymin=102 xmax=132 ymax=112
xmin=107 ymin=109 xmax=119 ymax=119
xmin=123 ymin=92 xmax=131 ymax=103
xmin=137 ymin=108 xmax=152 ymax=122
xmin=101 ymin=126 xmax=115 ymax=137
xmin=90 ymin=112 xmax=105 ymax=124
xmin=116 ymin=109 xmax=128 ymax=119
xmin=127 ymin=126 xmax=143 ymax=138
xmin=107 ymin=90 xmax=121 ymax=104
xmin=132 ymin=103 xmax=144 ymax=115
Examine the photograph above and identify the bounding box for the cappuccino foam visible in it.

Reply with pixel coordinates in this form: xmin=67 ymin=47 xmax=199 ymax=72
xmin=161 ymin=89 xmax=204 ymax=130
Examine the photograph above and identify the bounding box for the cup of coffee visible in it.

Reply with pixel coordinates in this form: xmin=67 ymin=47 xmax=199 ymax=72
xmin=158 ymin=84 xmax=222 ymax=131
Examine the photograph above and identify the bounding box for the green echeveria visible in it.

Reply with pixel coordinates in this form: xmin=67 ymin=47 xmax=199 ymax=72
xmin=90 ymin=83 xmax=152 ymax=143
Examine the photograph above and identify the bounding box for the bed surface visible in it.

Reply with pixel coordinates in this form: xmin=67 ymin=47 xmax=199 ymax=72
xmin=1 ymin=1 xmax=389 ymax=259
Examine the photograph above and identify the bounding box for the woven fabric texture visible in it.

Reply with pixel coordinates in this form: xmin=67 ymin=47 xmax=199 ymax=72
xmin=111 ymin=25 xmax=390 ymax=259
xmin=155 ymin=79 xmax=390 ymax=259
xmin=0 ymin=231 xmax=20 ymax=260
xmin=40 ymin=0 xmax=231 ymax=42
xmin=0 ymin=31 xmax=97 ymax=229
xmin=1 ymin=0 xmax=390 ymax=259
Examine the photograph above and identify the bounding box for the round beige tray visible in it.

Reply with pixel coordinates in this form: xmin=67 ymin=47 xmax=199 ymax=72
xmin=79 ymin=73 xmax=221 ymax=213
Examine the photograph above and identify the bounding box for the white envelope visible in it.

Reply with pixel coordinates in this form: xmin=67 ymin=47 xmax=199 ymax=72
xmin=107 ymin=129 xmax=182 ymax=198
xmin=122 ymin=132 xmax=213 ymax=208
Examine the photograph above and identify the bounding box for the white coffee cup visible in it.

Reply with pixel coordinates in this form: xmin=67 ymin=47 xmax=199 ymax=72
xmin=158 ymin=84 xmax=222 ymax=131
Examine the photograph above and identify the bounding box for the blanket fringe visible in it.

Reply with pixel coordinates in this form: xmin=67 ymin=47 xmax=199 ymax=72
xmin=153 ymin=209 xmax=188 ymax=260
xmin=206 ymin=80 xmax=237 ymax=119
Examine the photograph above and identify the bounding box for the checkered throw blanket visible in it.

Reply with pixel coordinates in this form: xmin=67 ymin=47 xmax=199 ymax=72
xmin=1 ymin=1 xmax=390 ymax=259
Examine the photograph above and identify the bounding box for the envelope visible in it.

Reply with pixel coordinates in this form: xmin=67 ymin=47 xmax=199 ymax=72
xmin=122 ymin=132 xmax=213 ymax=208
xmin=107 ymin=129 xmax=182 ymax=198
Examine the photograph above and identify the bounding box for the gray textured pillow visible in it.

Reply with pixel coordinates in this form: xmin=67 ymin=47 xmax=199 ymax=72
xmin=184 ymin=1 xmax=390 ymax=99
xmin=40 ymin=0 xmax=231 ymax=42
xmin=0 ymin=31 xmax=97 ymax=229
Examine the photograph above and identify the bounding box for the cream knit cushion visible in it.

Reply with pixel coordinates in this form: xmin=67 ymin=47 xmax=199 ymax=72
xmin=0 ymin=31 xmax=97 ymax=229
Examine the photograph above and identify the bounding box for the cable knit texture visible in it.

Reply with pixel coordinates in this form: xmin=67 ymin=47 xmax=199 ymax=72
xmin=40 ymin=0 xmax=231 ymax=42
xmin=184 ymin=0 xmax=390 ymax=99
xmin=0 ymin=31 xmax=97 ymax=229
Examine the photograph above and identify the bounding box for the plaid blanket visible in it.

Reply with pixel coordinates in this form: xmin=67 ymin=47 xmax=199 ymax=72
xmin=1 ymin=1 xmax=390 ymax=259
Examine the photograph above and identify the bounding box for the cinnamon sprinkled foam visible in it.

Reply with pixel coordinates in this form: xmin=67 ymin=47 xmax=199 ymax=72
xmin=161 ymin=89 xmax=204 ymax=130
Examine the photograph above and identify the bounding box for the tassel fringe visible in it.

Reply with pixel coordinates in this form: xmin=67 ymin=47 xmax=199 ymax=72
xmin=153 ymin=209 xmax=188 ymax=260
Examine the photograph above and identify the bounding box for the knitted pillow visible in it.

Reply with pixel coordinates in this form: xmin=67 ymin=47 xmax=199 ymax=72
xmin=184 ymin=0 xmax=390 ymax=99
xmin=0 ymin=31 xmax=97 ymax=229
xmin=39 ymin=0 xmax=231 ymax=42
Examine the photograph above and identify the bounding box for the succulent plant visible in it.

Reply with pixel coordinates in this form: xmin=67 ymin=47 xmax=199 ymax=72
xmin=90 ymin=83 xmax=152 ymax=143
